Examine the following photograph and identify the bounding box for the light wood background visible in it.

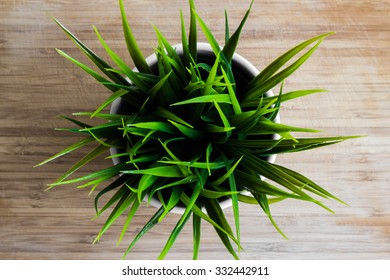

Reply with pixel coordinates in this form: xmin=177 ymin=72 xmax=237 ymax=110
xmin=1 ymin=0 xmax=389 ymax=260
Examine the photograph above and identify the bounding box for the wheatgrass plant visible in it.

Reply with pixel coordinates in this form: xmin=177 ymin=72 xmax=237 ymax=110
xmin=37 ymin=0 xmax=359 ymax=259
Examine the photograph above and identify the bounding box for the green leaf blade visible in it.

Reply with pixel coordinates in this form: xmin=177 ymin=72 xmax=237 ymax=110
xmin=52 ymin=17 xmax=129 ymax=85
xmin=122 ymin=206 xmax=165 ymax=259
xmin=35 ymin=136 xmax=95 ymax=167
xmin=205 ymin=199 xmax=239 ymax=260
xmin=93 ymin=26 xmax=150 ymax=93
xmin=171 ymin=94 xmax=232 ymax=106
xmin=246 ymin=32 xmax=334 ymax=92
xmin=188 ymin=0 xmax=197 ymax=62
xmin=119 ymin=0 xmax=152 ymax=74
xmin=158 ymin=203 xmax=191 ymax=260
xmin=222 ymin=0 xmax=254 ymax=62
xmin=122 ymin=166 xmax=186 ymax=178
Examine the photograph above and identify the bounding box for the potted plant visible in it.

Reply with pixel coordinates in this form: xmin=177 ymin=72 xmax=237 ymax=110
xmin=37 ymin=0 xmax=359 ymax=259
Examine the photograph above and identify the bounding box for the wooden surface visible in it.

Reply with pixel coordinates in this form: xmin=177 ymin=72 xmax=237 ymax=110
xmin=1 ymin=0 xmax=389 ymax=260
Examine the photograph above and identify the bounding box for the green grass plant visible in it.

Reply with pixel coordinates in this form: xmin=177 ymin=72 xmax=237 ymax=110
xmin=37 ymin=0 xmax=360 ymax=259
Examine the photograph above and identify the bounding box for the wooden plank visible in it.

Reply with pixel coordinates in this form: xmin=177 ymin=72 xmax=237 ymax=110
xmin=1 ymin=0 xmax=389 ymax=260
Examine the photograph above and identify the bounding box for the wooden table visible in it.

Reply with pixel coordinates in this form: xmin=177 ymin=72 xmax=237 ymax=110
xmin=1 ymin=0 xmax=389 ymax=260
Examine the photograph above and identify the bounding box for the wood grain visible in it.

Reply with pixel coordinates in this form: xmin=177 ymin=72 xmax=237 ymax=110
xmin=1 ymin=0 xmax=389 ymax=260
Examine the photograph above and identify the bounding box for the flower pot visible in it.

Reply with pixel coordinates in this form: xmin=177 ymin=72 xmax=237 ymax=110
xmin=110 ymin=43 xmax=280 ymax=214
